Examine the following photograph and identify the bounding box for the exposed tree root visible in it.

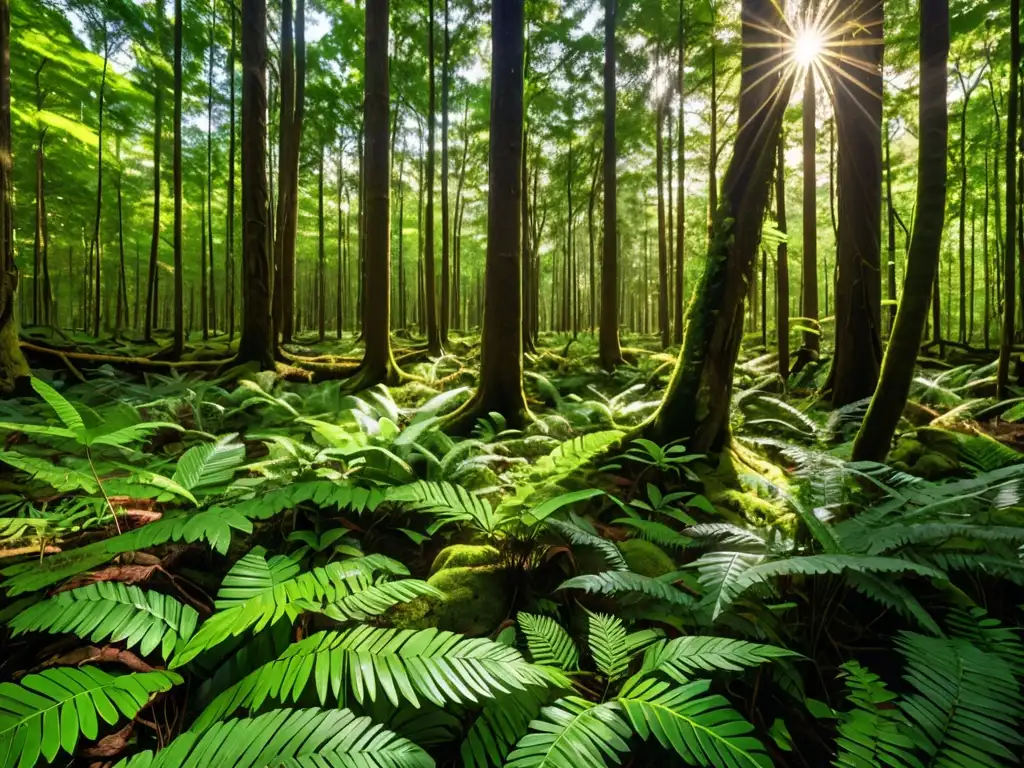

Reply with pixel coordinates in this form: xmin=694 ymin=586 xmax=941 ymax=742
xmin=22 ymin=342 xmax=226 ymax=373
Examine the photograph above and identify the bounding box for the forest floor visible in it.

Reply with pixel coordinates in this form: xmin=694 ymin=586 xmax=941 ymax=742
xmin=2 ymin=328 xmax=1024 ymax=768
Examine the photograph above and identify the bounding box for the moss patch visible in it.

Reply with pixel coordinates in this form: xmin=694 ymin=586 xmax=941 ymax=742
xmin=618 ymin=539 xmax=676 ymax=577
xmin=391 ymin=565 xmax=510 ymax=637
xmin=428 ymin=544 xmax=501 ymax=576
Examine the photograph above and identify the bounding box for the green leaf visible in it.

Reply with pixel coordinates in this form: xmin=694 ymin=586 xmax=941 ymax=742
xmin=30 ymin=377 xmax=84 ymax=434
xmin=504 ymin=697 xmax=632 ymax=768
xmin=0 ymin=667 xmax=180 ymax=768
xmin=518 ymin=613 xmax=579 ymax=670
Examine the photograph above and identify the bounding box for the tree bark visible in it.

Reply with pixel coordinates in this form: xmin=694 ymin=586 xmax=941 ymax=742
xmin=776 ymin=132 xmax=789 ymax=379
xmin=998 ymin=0 xmax=1020 ymax=398
xmin=207 ymin=0 xmax=217 ymax=334
xmin=827 ymin=0 xmax=884 ymax=406
xmin=598 ymin=0 xmax=623 ymax=368
xmin=424 ymin=0 xmax=442 ymax=355
xmin=673 ymin=4 xmax=685 ymax=345
xmin=447 ymin=0 xmax=527 ymax=430
xmin=90 ymin=35 xmax=110 ymax=339
xmin=33 ymin=58 xmax=47 ymax=328
xmin=440 ymin=0 xmax=451 ymax=343
xmin=358 ymin=0 xmax=399 ymax=382
xmin=656 ymin=96 xmax=669 ymax=348
xmin=318 ymin=149 xmax=326 ymax=342
xmin=853 ymin=0 xmax=948 ymax=462
xmin=171 ymin=0 xmax=184 ymax=355
xmin=645 ymin=0 xmax=793 ymax=451
xmin=800 ymin=63 xmax=819 ymax=357
xmin=227 ymin=1 xmax=237 ymax=341
xmin=234 ymin=0 xmax=275 ymax=368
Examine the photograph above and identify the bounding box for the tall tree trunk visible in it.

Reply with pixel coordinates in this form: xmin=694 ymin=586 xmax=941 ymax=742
xmin=827 ymin=0 xmax=884 ymax=406
xmin=706 ymin=24 xmax=718 ymax=248
xmin=201 ymin=188 xmax=209 ymax=339
xmin=417 ymin=124 xmax=425 ymax=334
xmin=318 ymin=149 xmax=326 ymax=341
xmin=998 ymin=0 xmax=1021 ymax=398
xmin=33 ymin=58 xmax=47 ymax=327
xmin=440 ymin=0 xmax=451 ymax=342
xmin=645 ymin=0 xmax=793 ymax=451
xmin=656 ymin=97 xmax=669 ymax=348
xmin=227 ymin=0 xmax=237 ymax=340
xmin=673 ymin=4 xmax=685 ymax=345
xmin=800 ymin=54 xmax=819 ymax=358
xmin=599 ymin=0 xmax=623 ymax=368
xmin=146 ymin=0 xmax=163 ymax=342
xmin=523 ymin=126 xmax=536 ymax=351
xmin=208 ymin=0 xmax=217 ymax=333
xmin=587 ymin=148 xmax=600 ymax=333
xmin=397 ymin=142 xmax=406 ymax=331
xmin=955 ymin=66 xmax=975 ymax=344
xmin=171 ymin=0 xmax=184 ymax=354
xmin=885 ymin=126 xmax=897 ymax=334
xmin=985 ymin=150 xmax=991 ymax=349
xmin=115 ymin=151 xmax=127 ymax=332
xmin=235 ymin=0 xmax=274 ymax=368
xmin=424 ymin=0 xmax=442 ymax=354
xmin=359 ymin=0 xmax=399 ymax=382
xmin=448 ymin=0 xmax=527 ymax=429
xmin=90 ymin=36 xmax=110 ymax=339
xmin=336 ymin=145 xmax=344 ymax=338
xmin=853 ymin=0 xmax=948 ymax=461
xmin=776 ymin=133 xmax=789 ymax=378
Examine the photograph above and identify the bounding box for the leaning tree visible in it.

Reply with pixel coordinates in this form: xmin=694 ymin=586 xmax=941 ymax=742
xmin=644 ymin=0 xmax=794 ymax=452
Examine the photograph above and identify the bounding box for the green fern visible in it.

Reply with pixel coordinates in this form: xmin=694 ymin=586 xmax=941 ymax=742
xmin=559 ymin=571 xmax=695 ymax=607
xmin=897 ymin=632 xmax=1024 ymax=767
xmin=8 ymin=582 xmax=199 ymax=660
xmin=690 ymin=550 xmax=765 ymax=620
xmin=388 ymin=480 xmax=498 ymax=534
xmin=547 ymin=516 xmax=627 ymax=571
xmin=192 ymin=626 xmax=570 ymax=731
xmin=114 ymin=707 xmax=434 ymax=768
xmin=833 ymin=661 xmax=921 ymax=768
xmin=461 ymin=689 xmax=548 ymax=768
xmin=171 ymin=435 xmax=247 ymax=492
xmin=638 ymin=636 xmax=797 ymax=682
xmin=517 ymin=612 xmax=579 ymax=670
xmin=587 ymin=612 xmax=661 ymax=681
xmin=504 ymin=696 xmax=632 ymax=768
xmin=618 ymin=676 xmax=771 ymax=767
xmin=0 ymin=667 xmax=181 ymax=768
xmin=173 ymin=549 xmax=437 ymax=666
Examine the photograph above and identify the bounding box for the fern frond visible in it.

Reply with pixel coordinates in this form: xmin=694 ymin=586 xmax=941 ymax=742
xmin=587 ymin=612 xmax=661 ymax=681
xmin=833 ymin=661 xmax=921 ymax=768
xmin=116 ymin=707 xmax=433 ymax=768
xmin=690 ymin=550 xmax=765 ymax=620
xmin=171 ymin=435 xmax=247 ymax=492
xmin=683 ymin=523 xmax=768 ymax=551
xmin=559 ymin=571 xmax=695 ymax=607
xmin=618 ymin=676 xmax=771 ymax=767
xmin=844 ymin=571 xmax=942 ymax=636
xmin=504 ymin=697 xmax=632 ymax=768
xmin=387 ymin=480 xmax=497 ymax=534
xmin=898 ymin=632 xmax=1024 ymax=767
xmin=717 ymin=555 xmax=946 ymax=618
xmin=638 ymin=636 xmax=797 ymax=682
xmin=461 ymin=689 xmax=547 ymax=768
xmin=613 ymin=518 xmax=695 ymax=550
xmin=174 ymin=552 xmax=438 ymax=666
xmin=946 ymin=607 xmax=1024 ymax=674
xmin=517 ymin=612 xmax=579 ymax=670
xmin=0 ymin=667 xmax=180 ymax=768
xmin=192 ymin=626 xmax=570 ymax=731
xmin=8 ymin=583 xmax=199 ymax=660
xmin=547 ymin=517 xmax=627 ymax=571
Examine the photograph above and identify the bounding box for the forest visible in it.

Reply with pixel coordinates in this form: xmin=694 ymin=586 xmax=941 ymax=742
xmin=0 ymin=0 xmax=1022 ymax=765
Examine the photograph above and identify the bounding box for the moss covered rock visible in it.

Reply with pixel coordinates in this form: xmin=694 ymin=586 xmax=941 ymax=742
xmin=428 ymin=544 xmax=501 ymax=576
xmin=390 ymin=566 xmax=509 ymax=636
xmin=911 ymin=453 xmax=958 ymax=479
xmin=618 ymin=539 xmax=676 ymax=577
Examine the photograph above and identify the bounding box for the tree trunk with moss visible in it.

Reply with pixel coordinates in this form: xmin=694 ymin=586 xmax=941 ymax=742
xmin=826 ymin=0 xmax=884 ymax=406
xmin=852 ymin=0 xmax=948 ymax=462
xmin=644 ymin=0 xmax=793 ymax=452
xmin=776 ymin=134 xmax=789 ymax=379
xmin=234 ymin=0 xmax=275 ymax=369
xmin=357 ymin=0 xmax=400 ymax=383
xmin=448 ymin=0 xmax=527 ymax=431
xmin=171 ymin=0 xmax=184 ymax=356
xmin=599 ymin=0 xmax=623 ymax=369
xmin=0 ymin=0 xmax=28 ymax=390
xmin=997 ymin=0 xmax=1020 ymax=399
